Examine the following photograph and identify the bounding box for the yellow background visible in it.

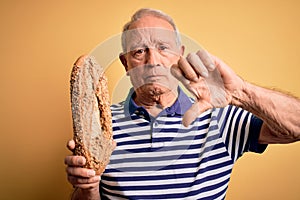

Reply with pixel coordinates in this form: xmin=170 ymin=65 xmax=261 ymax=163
xmin=1 ymin=0 xmax=299 ymax=199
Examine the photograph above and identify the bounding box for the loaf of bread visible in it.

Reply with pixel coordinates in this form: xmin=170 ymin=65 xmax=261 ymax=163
xmin=70 ymin=55 xmax=115 ymax=175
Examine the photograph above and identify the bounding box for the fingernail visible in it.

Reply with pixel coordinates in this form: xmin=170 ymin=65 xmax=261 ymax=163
xmin=208 ymin=64 xmax=215 ymax=71
xmin=78 ymin=158 xmax=85 ymax=165
xmin=88 ymin=170 xmax=96 ymax=177
xmin=184 ymin=80 xmax=190 ymax=85
xmin=201 ymin=71 xmax=208 ymax=78
xmin=94 ymin=176 xmax=101 ymax=181
xmin=182 ymin=120 xmax=189 ymax=127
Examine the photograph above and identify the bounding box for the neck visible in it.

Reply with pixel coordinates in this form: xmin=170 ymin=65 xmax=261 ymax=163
xmin=134 ymin=88 xmax=178 ymax=117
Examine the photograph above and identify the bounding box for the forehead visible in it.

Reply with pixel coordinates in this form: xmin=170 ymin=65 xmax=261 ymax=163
xmin=124 ymin=28 xmax=177 ymax=52
xmin=125 ymin=16 xmax=177 ymax=51
xmin=128 ymin=15 xmax=174 ymax=31
xmin=126 ymin=27 xmax=176 ymax=41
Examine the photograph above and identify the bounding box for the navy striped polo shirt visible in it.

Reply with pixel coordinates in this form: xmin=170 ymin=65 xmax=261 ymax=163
xmin=100 ymin=87 xmax=267 ymax=199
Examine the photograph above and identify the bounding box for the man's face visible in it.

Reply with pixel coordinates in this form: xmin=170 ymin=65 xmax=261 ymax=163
xmin=120 ymin=15 xmax=184 ymax=96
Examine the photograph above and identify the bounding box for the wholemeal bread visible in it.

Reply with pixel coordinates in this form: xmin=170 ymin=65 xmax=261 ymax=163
xmin=70 ymin=55 xmax=115 ymax=175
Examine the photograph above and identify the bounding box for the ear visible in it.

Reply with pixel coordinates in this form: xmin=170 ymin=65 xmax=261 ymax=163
xmin=119 ymin=53 xmax=128 ymax=72
xmin=180 ymin=45 xmax=185 ymax=56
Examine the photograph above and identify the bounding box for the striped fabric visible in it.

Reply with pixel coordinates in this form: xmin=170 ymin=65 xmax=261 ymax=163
xmin=100 ymin=88 xmax=266 ymax=200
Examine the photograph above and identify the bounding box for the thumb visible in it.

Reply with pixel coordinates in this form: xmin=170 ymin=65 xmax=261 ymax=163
xmin=182 ymin=101 xmax=212 ymax=127
xmin=67 ymin=139 xmax=75 ymax=151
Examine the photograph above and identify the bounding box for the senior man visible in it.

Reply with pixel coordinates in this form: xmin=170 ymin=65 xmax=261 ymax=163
xmin=65 ymin=8 xmax=300 ymax=200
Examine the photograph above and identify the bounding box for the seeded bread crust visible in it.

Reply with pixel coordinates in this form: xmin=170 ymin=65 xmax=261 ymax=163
xmin=70 ymin=55 xmax=114 ymax=175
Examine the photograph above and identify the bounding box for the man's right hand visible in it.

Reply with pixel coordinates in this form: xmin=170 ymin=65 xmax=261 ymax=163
xmin=65 ymin=140 xmax=101 ymax=199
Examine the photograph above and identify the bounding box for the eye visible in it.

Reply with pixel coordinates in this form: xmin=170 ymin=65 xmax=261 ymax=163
xmin=133 ymin=48 xmax=146 ymax=58
xmin=158 ymin=45 xmax=168 ymax=51
xmin=136 ymin=49 xmax=145 ymax=54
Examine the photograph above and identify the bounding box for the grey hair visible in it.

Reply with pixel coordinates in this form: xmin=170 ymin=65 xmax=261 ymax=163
xmin=121 ymin=8 xmax=182 ymax=52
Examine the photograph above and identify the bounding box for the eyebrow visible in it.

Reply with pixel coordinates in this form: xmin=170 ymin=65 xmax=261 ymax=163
xmin=128 ymin=38 xmax=175 ymax=52
xmin=128 ymin=43 xmax=147 ymax=52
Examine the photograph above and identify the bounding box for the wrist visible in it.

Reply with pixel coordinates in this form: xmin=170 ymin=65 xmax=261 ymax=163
xmin=81 ymin=186 xmax=100 ymax=195
xmin=72 ymin=187 xmax=100 ymax=200
xmin=230 ymin=80 xmax=251 ymax=108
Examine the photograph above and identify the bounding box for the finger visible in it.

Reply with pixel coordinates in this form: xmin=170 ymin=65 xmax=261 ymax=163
xmin=67 ymin=139 xmax=75 ymax=151
xmin=68 ymin=175 xmax=100 ymax=185
xmin=186 ymin=53 xmax=209 ymax=78
xmin=209 ymin=53 xmax=237 ymax=82
xmin=196 ymin=49 xmax=215 ymax=71
xmin=112 ymin=140 xmax=117 ymax=150
xmin=66 ymin=167 xmax=96 ymax=178
xmin=171 ymin=64 xmax=191 ymax=85
xmin=182 ymin=101 xmax=212 ymax=127
xmin=64 ymin=155 xmax=86 ymax=166
xmin=73 ymin=181 xmax=100 ymax=190
xmin=178 ymin=56 xmax=199 ymax=82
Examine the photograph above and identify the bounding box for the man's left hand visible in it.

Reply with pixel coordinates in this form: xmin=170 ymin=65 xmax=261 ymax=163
xmin=171 ymin=49 xmax=245 ymax=126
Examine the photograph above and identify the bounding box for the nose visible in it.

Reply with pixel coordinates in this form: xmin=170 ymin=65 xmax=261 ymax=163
xmin=146 ymin=48 xmax=160 ymax=66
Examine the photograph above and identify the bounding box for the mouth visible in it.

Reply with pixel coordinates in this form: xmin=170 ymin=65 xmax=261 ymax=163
xmin=144 ymin=75 xmax=164 ymax=83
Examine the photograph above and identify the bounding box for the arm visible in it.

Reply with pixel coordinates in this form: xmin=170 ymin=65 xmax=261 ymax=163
xmin=232 ymin=81 xmax=300 ymax=144
xmin=64 ymin=140 xmax=101 ymax=200
xmin=71 ymin=187 xmax=100 ymax=200
xmin=173 ymin=49 xmax=300 ymax=143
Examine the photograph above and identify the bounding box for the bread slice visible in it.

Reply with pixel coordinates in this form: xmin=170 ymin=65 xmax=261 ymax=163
xmin=70 ymin=55 xmax=115 ymax=175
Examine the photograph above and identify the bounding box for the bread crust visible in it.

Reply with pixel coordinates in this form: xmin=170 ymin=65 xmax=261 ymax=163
xmin=70 ymin=55 xmax=114 ymax=175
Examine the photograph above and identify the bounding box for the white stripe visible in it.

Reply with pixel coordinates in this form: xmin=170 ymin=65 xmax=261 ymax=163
xmin=233 ymin=110 xmax=247 ymax=160
xmin=108 ymin=145 xmax=229 ymax=175
xmin=106 ymin=156 xmax=232 ymax=183
xmin=243 ymin=113 xmax=252 ymax=152
xmin=227 ymin=108 xmax=242 ymax=158
xmin=106 ymin=170 xmax=231 ymax=197
xmin=220 ymin=107 xmax=234 ymax=147
xmin=102 ymin=103 xmax=254 ymax=199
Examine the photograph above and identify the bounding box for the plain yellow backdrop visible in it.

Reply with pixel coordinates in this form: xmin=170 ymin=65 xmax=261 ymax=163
xmin=0 ymin=0 xmax=299 ymax=199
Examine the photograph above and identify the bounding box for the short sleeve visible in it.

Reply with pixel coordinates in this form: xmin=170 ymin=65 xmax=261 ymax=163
xmin=246 ymin=115 xmax=268 ymax=153
xmin=216 ymin=106 xmax=268 ymax=161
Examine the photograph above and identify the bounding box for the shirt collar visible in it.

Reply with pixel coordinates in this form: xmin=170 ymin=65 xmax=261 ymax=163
xmin=124 ymin=87 xmax=192 ymax=116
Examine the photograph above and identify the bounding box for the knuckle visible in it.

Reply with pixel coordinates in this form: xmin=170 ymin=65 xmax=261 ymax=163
xmin=67 ymin=175 xmax=76 ymax=184
xmin=64 ymin=156 xmax=69 ymax=165
xmin=196 ymin=49 xmax=207 ymax=57
xmin=186 ymin=52 xmax=198 ymax=62
xmin=64 ymin=155 xmax=83 ymax=166
xmin=71 ymin=156 xmax=79 ymax=165
xmin=188 ymin=52 xmax=207 ymax=73
xmin=65 ymin=155 xmax=76 ymax=165
xmin=69 ymin=156 xmax=85 ymax=166
xmin=66 ymin=167 xmax=92 ymax=178
xmin=77 ymin=178 xmax=89 ymax=184
xmin=67 ymin=174 xmax=97 ymax=187
xmin=66 ymin=166 xmax=75 ymax=175
xmin=178 ymin=55 xmax=198 ymax=81
xmin=185 ymin=72 xmax=197 ymax=80
xmin=178 ymin=55 xmax=189 ymax=68
xmin=196 ymin=49 xmax=215 ymax=70
xmin=183 ymin=69 xmax=198 ymax=81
